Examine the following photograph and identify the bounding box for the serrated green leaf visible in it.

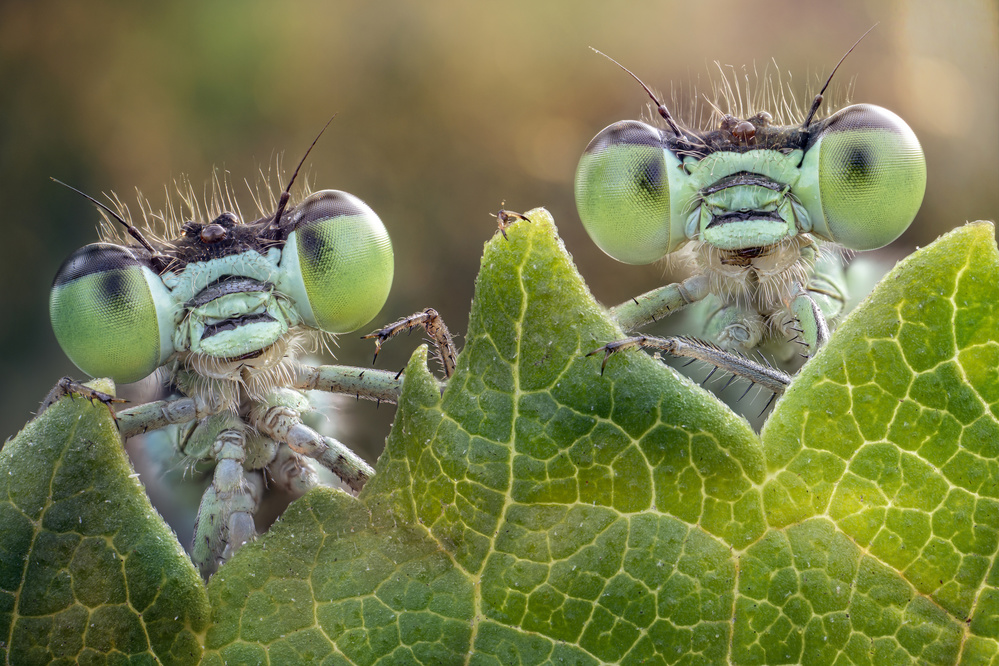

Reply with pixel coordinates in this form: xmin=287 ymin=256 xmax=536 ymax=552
xmin=204 ymin=213 xmax=997 ymax=663
xmin=0 ymin=380 xmax=210 ymax=665
xmin=11 ymin=212 xmax=994 ymax=664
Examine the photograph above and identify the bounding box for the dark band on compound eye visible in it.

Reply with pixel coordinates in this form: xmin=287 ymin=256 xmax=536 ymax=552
xmin=52 ymin=243 xmax=153 ymax=287
xmin=822 ymin=104 xmax=910 ymax=135
xmin=582 ymin=120 xmax=667 ymax=156
xmin=291 ymin=190 xmax=370 ymax=234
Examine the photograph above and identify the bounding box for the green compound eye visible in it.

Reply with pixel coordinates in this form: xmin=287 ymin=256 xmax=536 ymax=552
xmin=50 ymin=243 xmax=175 ymax=383
xmin=575 ymin=120 xmax=684 ymax=265
xmin=279 ymin=190 xmax=393 ymax=334
xmin=797 ymin=104 xmax=926 ymax=250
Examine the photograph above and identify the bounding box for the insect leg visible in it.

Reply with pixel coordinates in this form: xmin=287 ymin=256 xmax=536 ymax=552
xmin=491 ymin=208 xmax=531 ymax=240
xmin=266 ymin=444 xmax=320 ymax=496
xmin=38 ymin=377 xmax=125 ymax=417
xmin=289 ymin=361 xmax=412 ymax=404
xmin=191 ymin=428 xmax=260 ymax=579
xmin=117 ymin=395 xmax=223 ymax=439
xmin=788 ymin=286 xmax=830 ymax=356
xmin=251 ymin=404 xmax=374 ymax=493
xmin=610 ymin=274 xmax=711 ymax=331
xmin=363 ymin=308 xmax=458 ymax=378
xmin=589 ymin=335 xmax=792 ymax=395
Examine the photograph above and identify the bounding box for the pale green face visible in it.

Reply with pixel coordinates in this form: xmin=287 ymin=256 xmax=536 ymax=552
xmin=50 ymin=189 xmax=394 ymax=383
xmin=575 ymin=104 xmax=926 ymax=262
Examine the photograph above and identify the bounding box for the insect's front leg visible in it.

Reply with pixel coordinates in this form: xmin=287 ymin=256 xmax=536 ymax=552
xmin=588 ymin=335 xmax=792 ymax=396
xmin=117 ymin=394 xmax=224 ymax=439
xmin=610 ymin=274 xmax=710 ymax=331
xmin=289 ymin=361 xmax=410 ymax=403
xmin=250 ymin=391 xmax=374 ymax=493
xmin=191 ymin=426 xmax=261 ymax=579
xmin=363 ymin=308 xmax=458 ymax=378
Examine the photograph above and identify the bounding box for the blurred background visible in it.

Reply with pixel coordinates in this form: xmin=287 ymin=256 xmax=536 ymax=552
xmin=2 ymin=0 xmax=996 ymax=455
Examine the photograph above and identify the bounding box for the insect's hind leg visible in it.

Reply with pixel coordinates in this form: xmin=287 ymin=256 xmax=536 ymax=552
xmin=363 ymin=308 xmax=458 ymax=378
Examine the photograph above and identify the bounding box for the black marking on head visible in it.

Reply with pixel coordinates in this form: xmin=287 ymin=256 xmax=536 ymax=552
xmin=705 ymin=210 xmax=784 ymax=229
xmin=201 ymin=312 xmax=278 ymax=340
xmin=186 ymin=276 xmax=272 ymax=309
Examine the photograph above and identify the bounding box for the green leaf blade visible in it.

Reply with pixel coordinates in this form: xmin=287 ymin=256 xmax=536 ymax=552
xmin=765 ymin=221 xmax=999 ymax=649
xmin=205 ymin=215 xmax=996 ymax=664
xmin=0 ymin=381 xmax=209 ymax=665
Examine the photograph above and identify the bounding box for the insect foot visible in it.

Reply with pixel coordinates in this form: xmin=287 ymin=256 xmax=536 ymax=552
xmin=490 ymin=208 xmax=531 ymax=240
xmin=364 ymin=308 xmax=458 ymax=379
xmin=38 ymin=377 xmax=126 ymax=418
xmin=249 ymin=394 xmax=374 ymax=492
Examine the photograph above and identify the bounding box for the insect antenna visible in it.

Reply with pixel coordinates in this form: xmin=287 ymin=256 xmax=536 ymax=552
xmin=50 ymin=177 xmax=164 ymax=259
xmin=589 ymin=47 xmax=686 ymax=138
xmin=269 ymin=114 xmax=337 ymax=232
xmin=802 ymin=24 xmax=877 ymax=129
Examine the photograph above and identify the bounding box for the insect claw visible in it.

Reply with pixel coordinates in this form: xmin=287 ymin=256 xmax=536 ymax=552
xmin=492 ymin=209 xmax=529 ymax=240
xmin=394 ymin=367 xmax=405 ymax=380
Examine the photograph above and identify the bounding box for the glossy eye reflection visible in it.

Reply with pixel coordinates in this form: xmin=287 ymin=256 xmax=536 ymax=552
xmin=799 ymin=104 xmax=926 ymax=250
xmin=575 ymin=120 xmax=681 ymax=265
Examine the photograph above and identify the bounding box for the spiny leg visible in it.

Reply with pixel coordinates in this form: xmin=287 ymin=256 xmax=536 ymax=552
xmin=191 ymin=428 xmax=260 ymax=579
xmin=39 ymin=376 xmax=126 ymax=417
xmin=289 ymin=361 xmax=411 ymax=404
xmin=117 ymin=394 xmax=223 ymax=439
xmin=609 ymin=274 xmax=711 ymax=331
xmin=588 ymin=334 xmax=792 ymax=396
xmin=362 ymin=308 xmax=457 ymax=378
xmin=252 ymin=405 xmax=374 ymax=493
xmin=787 ymin=285 xmax=830 ymax=356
